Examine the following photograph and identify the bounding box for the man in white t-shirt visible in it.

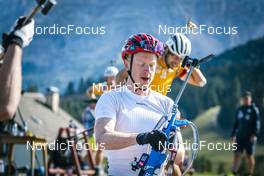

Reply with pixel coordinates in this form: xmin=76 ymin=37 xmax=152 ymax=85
xmin=95 ymin=33 xmax=184 ymax=176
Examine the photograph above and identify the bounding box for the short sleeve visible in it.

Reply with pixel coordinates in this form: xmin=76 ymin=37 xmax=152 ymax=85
xmin=177 ymin=67 xmax=188 ymax=78
xmin=95 ymin=92 xmax=117 ymax=121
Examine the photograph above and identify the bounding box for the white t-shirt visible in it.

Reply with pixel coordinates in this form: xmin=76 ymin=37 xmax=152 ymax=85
xmin=95 ymin=86 xmax=177 ymax=176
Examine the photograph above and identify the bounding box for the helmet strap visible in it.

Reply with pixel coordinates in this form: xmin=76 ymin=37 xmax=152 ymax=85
xmin=127 ymin=54 xmax=147 ymax=92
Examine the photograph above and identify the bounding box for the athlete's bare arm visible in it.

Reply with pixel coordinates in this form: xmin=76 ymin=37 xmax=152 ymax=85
xmin=86 ymin=86 xmax=96 ymax=99
xmin=0 ymin=45 xmax=22 ymax=121
xmin=95 ymin=117 xmax=138 ymax=150
xmin=181 ymin=68 xmax=207 ymax=87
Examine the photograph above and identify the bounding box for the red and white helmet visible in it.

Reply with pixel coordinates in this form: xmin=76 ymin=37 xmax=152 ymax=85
xmin=121 ymin=33 xmax=164 ymax=60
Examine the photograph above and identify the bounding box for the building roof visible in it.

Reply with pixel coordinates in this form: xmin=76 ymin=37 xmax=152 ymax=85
xmin=14 ymin=92 xmax=84 ymax=142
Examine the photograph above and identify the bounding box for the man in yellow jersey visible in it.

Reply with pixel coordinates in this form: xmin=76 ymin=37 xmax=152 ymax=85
xmin=116 ymin=33 xmax=207 ymax=95
xmin=86 ymin=65 xmax=119 ymax=98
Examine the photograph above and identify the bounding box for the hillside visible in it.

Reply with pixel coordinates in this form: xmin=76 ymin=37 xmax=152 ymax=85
xmin=0 ymin=0 xmax=263 ymax=90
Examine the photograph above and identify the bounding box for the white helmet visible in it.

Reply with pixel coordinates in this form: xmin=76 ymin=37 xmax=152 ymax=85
xmin=104 ymin=66 xmax=119 ymax=77
xmin=166 ymin=33 xmax=191 ymax=59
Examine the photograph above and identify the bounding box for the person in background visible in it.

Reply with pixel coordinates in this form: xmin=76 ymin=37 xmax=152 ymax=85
xmin=82 ymin=98 xmax=106 ymax=175
xmin=86 ymin=66 xmax=119 ymax=99
xmin=231 ymin=91 xmax=261 ymax=176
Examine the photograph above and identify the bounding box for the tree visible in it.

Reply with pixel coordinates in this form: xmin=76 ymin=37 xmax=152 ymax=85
xmin=65 ymin=81 xmax=75 ymax=96
xmin=77 ymin=77 xmax=86 ymax=94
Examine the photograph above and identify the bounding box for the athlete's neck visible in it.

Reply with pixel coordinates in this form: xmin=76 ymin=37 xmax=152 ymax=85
xmin=126 ymin=79 xmax=150 ymax=96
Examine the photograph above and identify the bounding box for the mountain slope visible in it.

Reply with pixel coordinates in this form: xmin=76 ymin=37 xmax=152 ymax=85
xmin=0 ymin=0 xmax=263 ymax=90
